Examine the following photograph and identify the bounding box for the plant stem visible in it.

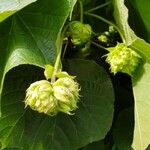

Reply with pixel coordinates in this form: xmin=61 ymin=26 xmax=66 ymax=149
xmin=90 ymin=40 xmax=107 ymax=51
xmin=51 ymin=24 xmax=69 ymax=83
xmin=51 ymin=38 xmax=62 ymax=83
xmin=62 ymin=40 xmax=68 ymax=59
xmin=79 ymin=0 xmax=84 ymax=23
xmin=84 ymin=12 xmax=125 ymax=43
xmin=86 ymin=1 xmax=111 ymax=13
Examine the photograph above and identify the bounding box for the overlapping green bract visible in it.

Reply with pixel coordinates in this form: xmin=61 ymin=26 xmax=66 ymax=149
xmin=53 ymin=77 xmax=80 ymax=114
xmin=25 ymin=80 xmax=57 ymax=115
xmin=106 ymin=43 xmax=141 ymax=75
xmin=69 ymin=21 xmax=92 ymax=45
xmin=25 ymin=75 xmax=80 ymax=115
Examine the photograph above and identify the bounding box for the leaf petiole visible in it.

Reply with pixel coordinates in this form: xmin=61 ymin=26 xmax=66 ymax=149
xmin=62 ymin=39 xmax=69 ymax=59
xmin=51 ymin=24 xmax=69 ymax=83
xmin=90 ymin=40 xmax=107 ymax=51
xmin=85 ymin=1 xmax=112 ymax=13
xmin=84 ymin=12 xmax=125 ymax=43
xmin=79 ymin=0 xmax=84 ymax=23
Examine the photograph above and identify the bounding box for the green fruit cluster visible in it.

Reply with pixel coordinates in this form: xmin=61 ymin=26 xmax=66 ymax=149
xmin=98 ymin=26 xmax=119 ymax=46
xmin=25 ymin=73 xmax=80 ymax=116
xmin=105 ymin=43 xmax=141 ymax=75
xmin=69 ymin=21 xmax=92 ymax=45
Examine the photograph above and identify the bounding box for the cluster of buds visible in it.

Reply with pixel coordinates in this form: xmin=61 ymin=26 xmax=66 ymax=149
xmin=68 ymin=21 xmax=92 ymax=45
xmin=25 ymin=68 xmax=80 ymax=116
xmin=98 ymin=26 xmax=119 ymax=47
xmin=105 ymin=43 xmax=141 ymax=75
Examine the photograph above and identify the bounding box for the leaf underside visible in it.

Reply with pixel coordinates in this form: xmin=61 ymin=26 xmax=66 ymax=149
xmin=113 ymin=0 xmax=150 ymax=149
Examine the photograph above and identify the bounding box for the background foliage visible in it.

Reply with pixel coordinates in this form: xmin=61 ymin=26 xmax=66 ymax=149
xmin=0 ymin=0 xmax=150 ymax=150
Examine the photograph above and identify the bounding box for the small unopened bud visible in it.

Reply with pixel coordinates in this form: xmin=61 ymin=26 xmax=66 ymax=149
xmin=105 ymin=43 xmax=141 ymax=75
xmin=98 ymin=34 xmax=109 ymax=44
xmin=44 ymin=64 xmax=54 ymax=80
xmin=69 ymin=21 xmax=92 ymax=45
xmin=109 ymin=26 xmax=117 ymax=34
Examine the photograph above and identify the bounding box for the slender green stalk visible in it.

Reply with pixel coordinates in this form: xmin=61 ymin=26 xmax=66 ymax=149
xmin=0 ymin=74 xmax=5 ymax=117
xmin=84 ymin=12 xmax=125 ymax=43
xmin=86 ymin=1 xmax=111 ymax=13
xmin=51 ymin=39 xmax=62 ymax=83
xmin=90 ymin=40 xmax=107 ymax=51
xmin=62 ymin=40 xmax=68 ymax=59
xmin=51 ymin=24 xmax=69 ymax=83
xmin=79 ymin=0 xmax=84 ymax=23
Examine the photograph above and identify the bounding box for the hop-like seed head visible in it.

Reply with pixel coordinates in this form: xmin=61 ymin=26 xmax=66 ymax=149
xmin=69 ymin=21 xmax=92 ymax=45
xmin=53 ymin=77 xmax=80 ymax=114
xmin=25 ymin=73 xmax=80 ymax=116
xmin=105 ymin=43 xmax=141 ymax=75
xmin=25 ymin=80 xmax=58 ymax=116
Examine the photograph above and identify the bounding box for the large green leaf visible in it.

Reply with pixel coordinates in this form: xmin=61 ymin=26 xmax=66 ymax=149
xmin=82 ymin=140 xmax=105 ymax=150
xmin=113 ymin=0 xmax=137 ymax=45
xmin=131 ymin=39 xmax=150 ymax=150
xmin=0 ymin=0 xmax=37 ymax=22
xmin=0 ymin=0 xmax=72 ymax=114
xmin=0 ymin=59 xmax=114 ymax=149
xmin=131 ymin=0 xmax=150 ymax=40
xmin=69 ymin=0 xmax=77 ymax=20
xmin=131 ymin=38 xmax=150 ymax=63
xmin=113 ymin=0 xmax=150 ymax=149
xmin=132 ymin=62 xmax=150 ymax=150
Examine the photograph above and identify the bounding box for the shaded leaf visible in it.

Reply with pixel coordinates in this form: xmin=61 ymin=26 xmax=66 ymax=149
xmin=130 ymin=0 xmax=150 ymax=41
xmin=146 ymin=145 xmax=150 ymax=150
xmin=0 ymin=59 xmax=114 ymax=149
xmin=82 ymin=140 xmax=105 ymax=150
xmin=113 ymin=108 xmax=134 ymax=150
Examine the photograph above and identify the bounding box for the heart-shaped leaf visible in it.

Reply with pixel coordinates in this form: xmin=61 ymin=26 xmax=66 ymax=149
xmin=0 ymin=59 xmax=114 ymax=149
